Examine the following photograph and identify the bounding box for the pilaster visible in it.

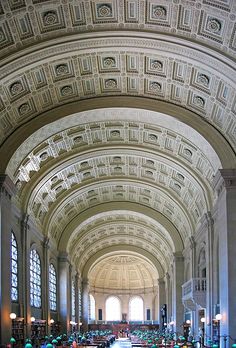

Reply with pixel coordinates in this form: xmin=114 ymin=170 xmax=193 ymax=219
xmin=58 ymin=252 xmax=71 ymax=334
xmin=204 ymin=212 xmax=214 ymax=340
xmin=172 ymin=252 xmax=185 ymax=334
xmin=21 ymin=214 xmax=31 ymax=338
xmin=0 ymin=175 xmax=16 ymax=344
xmin=42 ymin=237 xmax=50 ymax=333
xmin=82 ymin=278 xmax=89 ymax=332
xmin=213 ymin=169 xmax=236 ymax=346
xmin=158 ymin=277 xmax=166 ymax=329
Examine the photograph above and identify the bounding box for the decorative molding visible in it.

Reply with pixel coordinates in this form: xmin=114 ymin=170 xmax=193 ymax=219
xmin=0 ymin=174 xmax=17 ymax=197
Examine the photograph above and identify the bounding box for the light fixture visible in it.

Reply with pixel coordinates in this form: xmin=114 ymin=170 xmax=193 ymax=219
xmin=169 ymin=321 xmax=175 ymax=325
xmin=201 ymin=317 xmax=206 ymax=323
xmin=10 ymin=313 xmax=16 ymax=320
xmin=186 ymin=319 xmax=191 ymax=324
xmin=49 ymin=319 xmax=55 ymax=324
xmin=31 ymin=316 xmax=35 ymax=322
xmin=216 ymin=314 xmax=222 ymax=321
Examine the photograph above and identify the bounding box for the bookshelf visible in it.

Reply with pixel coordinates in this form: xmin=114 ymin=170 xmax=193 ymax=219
xmin=31 ymin=319 xmax=46 ymax=343
xmin=50 ymin=321 xmax=61 ymax=337
xmin=12 ymin=317 xmax=24 ymax=346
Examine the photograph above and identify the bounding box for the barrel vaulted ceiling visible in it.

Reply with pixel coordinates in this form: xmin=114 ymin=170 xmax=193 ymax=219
xmin=1 ymin=0 xmax=236 ymax=282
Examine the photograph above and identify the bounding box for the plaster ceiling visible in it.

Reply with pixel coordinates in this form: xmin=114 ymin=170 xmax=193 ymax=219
xmin=88 ymin=253 xmax=159 ymax=292
xmin=1 ymin=0 xmax=236 ymax=285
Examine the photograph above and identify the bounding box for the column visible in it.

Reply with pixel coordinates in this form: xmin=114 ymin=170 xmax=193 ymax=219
xmin=172 ymin=252 xmax=185 ymax=333
xmin=58 ymin=252 xmax=71 ymax=334
xmin=205 ymin=212 xmax=214 ymax=341
xmin=75 ymin=273 xmax=79 ymax=325
xmin=82 ymin=278 xmax=89 ymax=332
xmin=21 ymin=214 xmax=31 ymax=338
xmin=42 ymin=238 xmax=49 ymax=333
xmin=213 ymin=169 xmax=236 ymax=347
xmin=165 ymin=273 xmax=171 ymax=321
xmin=158 ymin=277 xmax=166 ymax=329
xmin=189 ymin=236 xmax=196 ymax=336
xmin=0 ymin=175 xmax=16 ymax=344
xmin=189 ymin=236 xmax=196 ymax=278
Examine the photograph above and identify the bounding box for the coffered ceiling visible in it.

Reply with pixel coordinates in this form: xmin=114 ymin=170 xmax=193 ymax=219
xmin=1 ymin=0 xmax=236 ymax=285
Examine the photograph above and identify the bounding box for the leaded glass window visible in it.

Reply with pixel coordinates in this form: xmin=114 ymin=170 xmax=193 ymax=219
xmin=11 ymin=232 xmax=18 ymax=301
xmin=72 ymin=279 xmax=75 ymax=318
xmin=49 ymin=264 xmax=57 ymax=311
xmin=78 ymin=288 xmax=82 ymax=321
xmin=30 ymin=249 xmax=41 ymax=308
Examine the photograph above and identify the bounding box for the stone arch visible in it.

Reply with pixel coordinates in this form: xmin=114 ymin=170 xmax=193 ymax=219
xmin=1 ymin=97 xmax=235 ymax=173
xmin=81 ymin=245 xmax=165 ymax=280
xmin=58 ymin=202 xmax=184 ymax=253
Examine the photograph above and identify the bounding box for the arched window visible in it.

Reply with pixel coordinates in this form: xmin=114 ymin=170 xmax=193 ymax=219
xmin=30 ymin=249 xmax=41 ymax=308
xmin=106 ymin=296 xmax=121 ymax=321
xmin=11 ymin=232 xmax=18 ymax=301
xmin=49 ymin=264 xmax=57 ymax=311
xmin=89 ymin=294 xmax=95 ymax=320
xmin=129 ymin=296 xmax=144 ymax=321
xmin=71 ymin=279 xmax=75 ymax=318
xmin=78 ymin=288 xmax=82 ymax=322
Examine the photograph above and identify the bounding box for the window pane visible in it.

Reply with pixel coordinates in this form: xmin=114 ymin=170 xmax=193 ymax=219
xmin=106 ymin=296 xmax=121 ymax=321
xmin=49 ymin=264 xmax=57 ymax=311
xmin=78 ymin=288 xmax=82 ymax=320
xmin=129 ymin=296 xmax=143 ymax=321
xmin=11 ymin=232 xmax=18 ymax=301
xmin=72 ymin=280 xmax=75 ymax=317
xmin=30 ymin=249 xmax=41 ymax=308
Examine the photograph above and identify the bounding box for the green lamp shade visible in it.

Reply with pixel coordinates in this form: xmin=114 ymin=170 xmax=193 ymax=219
xmin=232 ymin=344 xmax=236 ymax=348
xmin=52 ymin=339 xmax=58 ymax=344
xmin=10 ymin=338 xmax=16 ymax=344
xmin=25 ymin=344 xmax=33 ymax=348
xmin=174 ymin=345 xmax=179 ymax=348
xmin=46 ymin=344 xmax=53 ymax=348
xmin=212 ymin=344 xmax=218 ymax=348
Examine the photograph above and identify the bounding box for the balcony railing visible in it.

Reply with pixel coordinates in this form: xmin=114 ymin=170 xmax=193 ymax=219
xmin=182 ymin=278 xmax=206 ymax=296
xmin=182 ymin=278 xmax=206 ymax=309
